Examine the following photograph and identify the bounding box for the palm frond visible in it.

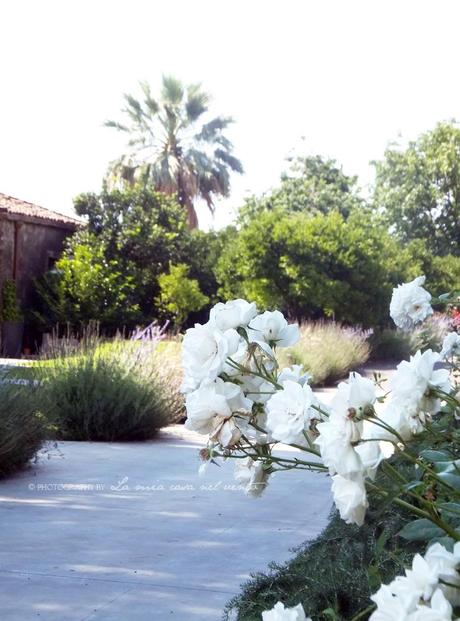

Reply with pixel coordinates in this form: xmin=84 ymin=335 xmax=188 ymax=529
xmin=161 ymin=75 xmax=184 ymax=105
xmin=139 ymin=80 xmax=159 ymax=117
xmin=214 ymin=148 xmax=244 ymax=174
xmin=196 ymin=116 xmax=234 ymax=141
xmin=104 ymin=120 xmax=129 ymax=132
xmin=185 ymin=83 xmax=209 ymax=122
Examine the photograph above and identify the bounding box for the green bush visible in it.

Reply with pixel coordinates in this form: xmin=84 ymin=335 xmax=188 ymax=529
xmin=224 ymin=501 xmax=421 ymax=621
xmin=1 ymin=279 xmax=22 ymax=322
xmin=277 ymin=322 xmax=371 ymax=386
xmin=215 ymin=209 xmax=411 ymax=327
xmin=370 ymin=314 xmax=450 ymax=361
xmin=156 ymin=263 xmax=209 ymax=327
xmin=36 ymin=337 xmax=183 ymax=441
xmin=0 ymin=381 xmax=46 ymax=476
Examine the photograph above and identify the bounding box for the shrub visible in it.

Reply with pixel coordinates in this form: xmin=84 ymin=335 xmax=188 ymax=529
xmin=224 ymin=501 xmax=421 ymax=621
xmin=370 ymin=313 xmax=451 ymax=360
xmin=277 ymin=322 xmax=371 ymax=386
xmin=1 ymin=279 xmax=22 ymax=322
xmin=0 ymin=381 xmax=46 ymax=476
xmin=36 ymin=335 xmax=183 ymax=441
xmin=156 ymin=264 xmax=209 ymax=328
xmin=215 ymin=207 xmax=411 ymax=327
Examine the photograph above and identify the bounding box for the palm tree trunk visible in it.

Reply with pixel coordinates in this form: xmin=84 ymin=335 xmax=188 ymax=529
xmin=177 ymin=170 xmax=198 ymax=229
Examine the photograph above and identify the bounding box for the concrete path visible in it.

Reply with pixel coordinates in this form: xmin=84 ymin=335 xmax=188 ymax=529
xmin=0 ymin=426 xmax=332 ymax=621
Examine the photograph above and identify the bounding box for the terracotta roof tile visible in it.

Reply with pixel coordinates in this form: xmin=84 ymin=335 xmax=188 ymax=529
xmin=0 ymin=193 xmax=82 ymax=228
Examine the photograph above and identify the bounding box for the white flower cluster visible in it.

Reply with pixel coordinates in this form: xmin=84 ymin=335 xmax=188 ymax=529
xmin=370 ymin=543 xmax=460 ymax=621
xmin=182 ymin=279 xmax=453 ymax=524
xmin=182 ymin=299 xmax=302 ymax=494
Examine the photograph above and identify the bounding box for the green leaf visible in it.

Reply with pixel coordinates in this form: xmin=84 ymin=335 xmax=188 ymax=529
xmin=398 ymin=519 xmax=445 ymax=541
xmin=438 ymin=502 xmax=460 ymax=517
xmin=438 ymin=472 xmax=460 ymax=490
xmin=367 ymin=564 xmax=381 ymax=591
xmin=433 ymin=460 xmax=460 ymax=474
xmin=322 ymin=608 xmax=340 ymax=621
xmin=420 ymin=449 xmax=453 ymax=462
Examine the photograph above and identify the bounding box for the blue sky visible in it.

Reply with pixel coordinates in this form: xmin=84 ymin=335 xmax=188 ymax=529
xmin=1 ymin=0 xmax=459 ymax=228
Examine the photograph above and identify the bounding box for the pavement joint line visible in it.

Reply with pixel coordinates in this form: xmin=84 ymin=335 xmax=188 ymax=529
xmin=0 ymin=569 xmax=237 ymax=595
xmin=78 ymin=586 xmax=137 ymax=621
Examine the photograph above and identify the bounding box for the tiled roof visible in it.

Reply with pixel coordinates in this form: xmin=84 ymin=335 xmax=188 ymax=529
xmin=0 ymin=193 xmax=82 ymax=228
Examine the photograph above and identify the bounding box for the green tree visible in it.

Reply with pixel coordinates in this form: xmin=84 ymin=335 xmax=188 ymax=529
xmin=373 ymin=121 xmax=460 ymax=256
xmin=240 ymin=155 xmax=363 ymax=223
xmin=37 ymin=187 xmax=222 ymax=330
xmin=105 ymin=75 xmax=243 ymax=228
xmin=74 ymin=187 xmax=193 ymax=319
xmin=216 ymin=209 xmax=411 ymax=326
xmin=33 ymin=232 xmax=139 ymax=330
xmin=157 ymin=264 xmax=209 ymax=328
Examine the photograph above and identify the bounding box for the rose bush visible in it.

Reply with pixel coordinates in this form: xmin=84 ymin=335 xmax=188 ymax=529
xmin=181 ymin=281 xmax=460 ymax=620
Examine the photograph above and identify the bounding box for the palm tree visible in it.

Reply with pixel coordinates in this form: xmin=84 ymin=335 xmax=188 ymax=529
xmin=105 ymin=76 xmax=243 ymax=228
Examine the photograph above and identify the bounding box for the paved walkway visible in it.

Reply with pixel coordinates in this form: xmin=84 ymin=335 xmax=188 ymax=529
xmin=0 ymin=364 xmax=396 ymax=620
xmin=0 ymin=426 xmax=332 ymax=621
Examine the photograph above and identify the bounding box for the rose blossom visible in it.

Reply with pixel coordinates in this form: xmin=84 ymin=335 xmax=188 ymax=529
xmin=248 ymin=310 xmax=300 ymax=347
xmin=331 ymin=473 xmax=368 ymax=526
xmin=262 ymin=601 xmax=309 ymax=621
xmin=266 ymin=380 xmax=323 ymax=445
xmin=389 ymin=276 xmax=433 ymax=330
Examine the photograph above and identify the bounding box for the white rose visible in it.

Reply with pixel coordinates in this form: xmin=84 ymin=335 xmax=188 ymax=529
xmin=355 ymin=439 xmax=384 ymax=480
xmin=262 ymin=601 xmax=309 ymax=621
xmin=248 ymin=310 xmax=300 ymax=347
xmin=372 ymin=402 xmax=416 ymax=442
xmin=266 ymin=380 xmax=322 ymax=445
xmin=440 ymin=331 xmax=460 ymax=360
xmin=332 ymin=372 xmax=376 ymax=418
xmin=370 ymin=583 xmax=415 ymax=620
xmin=182 ymin=323 xmax=240 ymax=389
xmin=234 ymin=457 xmax=270 ymax=497
xmin=278 ymin=364 xmax=311 ymax=386
xmin=331 ymin=474 xmax=368 ymax=526
xmin=390 ymin=276 xmax=433 ymax=330
xmin=185 ymin=378 xmax=249 ymax=435
xmin=208 ymin=299 xmax=257 ymax=331
xmin=316 ymin=414 xmax=364 ymax=477
xmin=391 ymin=349 xmax=451 ymax=416
xmin=407 ymin=589 xmax=453 ymax=621
xmin=425 ymin=542 xmax=460 ymax=606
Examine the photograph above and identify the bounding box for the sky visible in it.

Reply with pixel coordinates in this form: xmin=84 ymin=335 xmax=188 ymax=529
xmin=1 ymin=0 xmax=460 ymax=229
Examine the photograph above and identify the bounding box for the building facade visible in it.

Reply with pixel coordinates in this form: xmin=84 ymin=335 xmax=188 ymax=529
xmin=0 ymin=193 xmax=81 ymax=351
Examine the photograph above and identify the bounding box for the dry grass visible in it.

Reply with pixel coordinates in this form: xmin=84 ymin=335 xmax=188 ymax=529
xmin=277 ymin=321 xmax=371 ymax=386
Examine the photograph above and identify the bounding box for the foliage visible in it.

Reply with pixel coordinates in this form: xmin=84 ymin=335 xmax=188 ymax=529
xmin=35 ymin=334 xmax=182 ymax=441
xmin=0 ymin=381 xmax=47 ymax=477
xmin=373 ymin=121 xmax=460 ymax=256
xmin=37 ymin=187 xmax=218 ymax=330
xmin=1 ymin=279 xmax=22 ymax=322
xmin=371 ymin=314 xmax=451 ymax=361
xmin=156 ymin=264 xmax=208 ymax=328
xmin=277 ymin=322 xmax=371 ymax=386
xmin=181 ymin=281 xmax=460 ymax=620
xmin=216 ymin=209 xmax=408 ymax=326
xmin=224 ymin=503 xmax=420 ymax=621
xmin=240 ymin=155 xmax=363 ymax=223
xmin=105 ymin=75 xmax=243 ymax=227
xmin=34 ymin=233 xmax=139 ymax=330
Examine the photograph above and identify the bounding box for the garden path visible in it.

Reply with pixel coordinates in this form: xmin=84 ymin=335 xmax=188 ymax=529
xmin=0 ymin=364 xmax=393 ymax=620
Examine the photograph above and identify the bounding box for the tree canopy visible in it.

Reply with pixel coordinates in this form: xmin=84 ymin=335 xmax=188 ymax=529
xmin=373 ymin=121 xmax=460 ymax=256
xmin=105 ymin=75 xmax=243 ymax=228
xmin=240 ymin=155 xmax=363 ymax=223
